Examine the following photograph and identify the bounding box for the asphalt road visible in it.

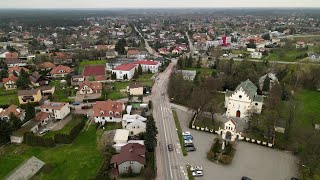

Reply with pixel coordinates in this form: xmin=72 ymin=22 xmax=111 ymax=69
xmin=152 ymin=59 xmax=188 ymax=180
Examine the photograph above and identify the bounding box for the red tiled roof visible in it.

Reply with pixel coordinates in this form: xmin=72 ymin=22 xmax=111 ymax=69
xmin=5 ymin=52 xmax=18 ymax=59
xmin=50 ymin=65 xmax=72 ymax=75
xmin=0 ymin=105 xmax=25 ymax=118
xmin=78 ymin=81 xmax=102 ymax=91
xmin=93 ymin=99 xmax=123 ymax=118
xmin=41 ymin=102 xmax=68 ymax=110
xmin=133 ymin=60 xmax=158 ymax=66
xmin=127 ymin=49 xmax=140 ymax=55
xmin=83 ymin=65 xmax=106 ymax=76
xmin=2 ymin=75 xmax=18 ymax=83
xmin=111 ymin=143 xmax=146 ymax=165
xmin=113 ymin=63 xmax=137 ymax=71
xmin=33 ymin=112 xmax=49 ymax=122
xmin=8 ymin=66 xmax=29 ymax=74
xmin=37 ymin=62 xmax=56 ymax=69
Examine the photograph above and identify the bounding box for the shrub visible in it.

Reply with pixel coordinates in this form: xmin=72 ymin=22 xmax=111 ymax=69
xmin=54 ymin=118 xmax=86 ymax=144
xmin=24 ymin=132 xmax=55 ymax=147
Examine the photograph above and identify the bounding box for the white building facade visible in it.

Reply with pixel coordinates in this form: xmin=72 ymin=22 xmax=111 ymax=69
xmin=40 ymin=102 xmax=71 ymax=120
xmin=225 ymin=79 xmax=263 ymax=118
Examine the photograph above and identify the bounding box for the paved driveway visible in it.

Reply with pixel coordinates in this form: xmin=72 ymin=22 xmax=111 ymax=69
xmin=175 ymin=108 xmax=299 ymax=180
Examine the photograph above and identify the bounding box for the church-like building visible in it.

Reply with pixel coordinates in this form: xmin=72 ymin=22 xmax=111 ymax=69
xmin=225 ymin=79 xmax=263 ymax=118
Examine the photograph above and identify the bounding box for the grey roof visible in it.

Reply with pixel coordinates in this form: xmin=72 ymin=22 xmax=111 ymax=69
xmin=254 ymin=95 xmax=264 ymax=102
xmin=226 ymin=90 xmax=234 ymax=97
xmin=235 ymin=79 xmax=257 ymax=100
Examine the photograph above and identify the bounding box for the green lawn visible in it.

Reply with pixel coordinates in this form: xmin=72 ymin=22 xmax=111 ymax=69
xmin=79 ymin=60 xmax=107 ymax=74
xmin=105 ymin=74 xmax=154 ymax=100
xmin=44 ymin=117 xmax=80 ymax=138
xmin=103 ymin=122 xmax=122 ymax=131
xmin=265 ymin=47 xmax=308 ymax=62
xmin=50 ymin=80 xmax=73 ymax=102
xmin=194 ymin=117 xmax=222 ymax=131
xmin=0 ymin=126 xmax=103 ymax=179
xmin=184 ymin=67 xmax=215 ymax=77
xmin=0 ymin=89 xmax=18 ymax=106
xmin=295 ymin=89 xmax=320 ymax=126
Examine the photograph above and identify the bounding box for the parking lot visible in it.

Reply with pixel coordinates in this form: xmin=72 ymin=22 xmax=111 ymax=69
xmin=175 ymin=108 xmax=299 ymax=180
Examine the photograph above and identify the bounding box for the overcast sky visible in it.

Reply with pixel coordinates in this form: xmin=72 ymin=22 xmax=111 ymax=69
xmin=1 ymin=0 xmax=320 ymax=8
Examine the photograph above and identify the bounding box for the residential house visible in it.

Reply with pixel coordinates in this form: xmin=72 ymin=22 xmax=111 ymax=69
xmin=8 ymin=66 xmax=29 ymax=76
xmin=0 ymin=105 xmax=25 ymax=122
xmin=172 ymin=47 xmax=182 ymax=54
xmin=10 ymin=112 xmax=49 ymax=144
xmin=158 ymin=48 xmax=169 ymax=55
xmin=0 ymin=51 xmax=18 ymax=59
xmin=30 ymin=72 xmax=49 ymax=86
xmin=93 ymin=99 xmax=125 ymax=124
xmin=137 ymin=51 xmax=149 ymax=60
xmin=132 ymin=60 xmax=160 ymax=73
xmin=50 ymin=65 xmax=72 ymax=78
xmin=129 ymin=82 xmax=144 ymax=96
xmin=71 ymin=75 xmax=85 ymax=86
xmin=225 ymin=79 xmax=263 ymax=118
xmin=106 ymin=49 xmax=118 ymax=59
xmin=78 ymin=81 xmax=102 ymax=95
xmin=113 ymin=129 xmax=130 ymax=145
xmin=112 ymin=63 xmax=137 ymax=80
xmin=37 ymin=62 xmax=56 ymax=71
xmin=177 ymin=70 xmax=196 ymax=81
xmin=127 ymin=49 xmax=140 ymax=58
xmin=49 ymin=52 xmax=73 ymax=65
xmin=296 ymin=41 xmax=306 ymax=49
xmin=122 ymin=114 xmax=147 ymax=136
xmin=111 ymin=143 xmax=146 ymax=175
xmin=250 ymin=51 xmax=262 ymax=59
xmin=5 ymin=58 xmax=28 ymax=67
xmin=40 ymin=101 xmax=70 ymax=120
xmin=2 ymin=75 xmax=18 ymax=90
xmin=18 ymin=89 xmax=42 ymax=104
xmin=308 ymin=53 xmax=320 ymax=61
xmin=39 ymin=86 xmax=55 ymax=95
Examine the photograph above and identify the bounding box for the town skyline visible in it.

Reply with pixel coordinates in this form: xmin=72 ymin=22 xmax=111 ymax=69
xmin=1 ymin=0 xmax=320 ymax=9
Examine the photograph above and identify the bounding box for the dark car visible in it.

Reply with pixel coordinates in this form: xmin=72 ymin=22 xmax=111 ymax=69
xmin=184 ymin=143 xmax=194 ymax=147
xmin=241 ymin=177 xmax=252 ymax=180
xmin=186 ymin=146 xmax=196 ymax=152
xmin=168 ymin=144 xmax=173 ymax=151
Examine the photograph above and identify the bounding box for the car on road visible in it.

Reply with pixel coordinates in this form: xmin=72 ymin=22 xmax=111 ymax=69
xmin=192 ymin=170 xmax=203 ymax=177
xmin=72 ymin=102 xmax=80 ymax=106
xmin=168 ymin=144 xmax=173 ymax=151
xmin=190 ymin=166 xmax=203 ymax=171
xmin=186 ymin=146 xmax=196 ymax=152
xmin=39 ymin=128 xmax=49 ymax=135
xmin=184 ymin=139 xmax=193 ymax=144
xmin=241 ymin=176 xmax=252 ymax=180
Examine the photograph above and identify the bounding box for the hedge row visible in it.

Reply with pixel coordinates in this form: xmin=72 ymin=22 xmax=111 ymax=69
xmin=94 ymin=147 xmax=116 ymax=180
xmin=24 ymin=132 xmax=55 ymax=147
xmin=54 ymin=119 xmax=86 ymax=144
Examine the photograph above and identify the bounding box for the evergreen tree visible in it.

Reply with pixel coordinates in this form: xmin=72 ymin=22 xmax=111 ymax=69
xmin=25 ymin=103 xmax=36 ymax=121
xmin=133 ymin=68 xmax=138 ymax=79
xmin=16 ymin=69 xmax=30 ymax=89
xmin=147 ymin=68 xmax=152 ymax=74
xmin=177 ymin=57 xmax=184 ymax=69
xmin=9 ymin=113 xmax=22 ymax=130
xmin=0 ymin=119 xmax=12 ymax=144
xmin=0 ymin=69 xmax=8 ymax=80
xmin=145 ymin=116 xmax=158 ymax=152
xmin=115 ymin=38 xmax=126 ymax=55
xmin=186 ymin=56 xmax=193 ymax=67
xmin=138 ymin=64 xmax=143 ymax=75
xmin=262 ymin=75 xmax=271 ymax=91
xmin=196 ymin=57 xmax=202 ymax=68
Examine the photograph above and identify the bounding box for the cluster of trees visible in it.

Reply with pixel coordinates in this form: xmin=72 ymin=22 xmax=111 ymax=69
xmin=94 ymin=146 xmax=116 ymax=180
xmin=16 ymin=69 xmax=31 ymax=89
xmin=177 ymin=56 xmax=193 ymax=69
xmin=0 ymin=113 xmax=23 ymax=144
xmin=54 ymin=118 xmax=86 ymax=144
xmin=115 ymin=38 xmax=127 ymax=55
xmin=145 ymin=116 xmax=158 ymax=152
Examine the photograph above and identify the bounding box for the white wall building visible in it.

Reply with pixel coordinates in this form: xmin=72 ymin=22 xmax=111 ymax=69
xmin=133 ymin=60 xmax=160 ymax=73
xmin=225 ymin=79 xmax=263 ymax=118
xmin=40 ymin=101 xmax=70 ymax=120
xmin=111 ymin=63 xmax=137 ymax=80
xmin=93 ymin=100 xmax=125 ymax=125
xmin=122 ymin=114 xmax=147 ymax=136
xmin=250 ymin=51 xmax=262 ymax=59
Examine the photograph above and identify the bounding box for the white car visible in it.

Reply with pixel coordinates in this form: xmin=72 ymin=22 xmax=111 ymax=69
xmin=39 ymin=128 xmax=49 ymax=135
xmin=190 ymin=166 xmax=203 ymax=171
xmin=184 ymin=139 xmax=193 ymax=144
xmin=182 ymin=131 xmax=191 ymax=136
xmin=192 ymin=170 xmax=203 ymax=177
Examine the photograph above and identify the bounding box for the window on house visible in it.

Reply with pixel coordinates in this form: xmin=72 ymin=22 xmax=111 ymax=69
xmin=130 ymin=161 xmax=133 ymax=164
xmin=239 ymin=95 xmax=242 ymax=98
xmin=110 ymin=117 xmax=112 ymax=120
xmin=255 ymin=103 xmax=258 ymax=106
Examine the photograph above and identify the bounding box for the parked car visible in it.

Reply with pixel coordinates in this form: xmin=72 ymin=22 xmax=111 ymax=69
xmin=81 ymin=105 xmax=90 ymax=109
xmin=186 ymin=146 xmax=196 ymax=152
xmin=184 ymin=139 xmax=193 ymax=144
xmin=39 ymin=128 xmax=49 ymax=135
xmin=190 ymin=166 xmax=203 ymax=171
xmin=182 ymin=132 xmax=191 ymax=136
xmin=184 ymin=143 xmax=194 ymax=147
xmin=241 ymin=176 xmax=252 ymax=180
xmin=168 ymin=144 xmax=173 ymax=151
xmin=192 ymin=170 xmax=203 ymax=177
xmin=72 ymin=102 xmax=80 ymax=106
xmin=183 ymin=135 xmax=193 ymax=140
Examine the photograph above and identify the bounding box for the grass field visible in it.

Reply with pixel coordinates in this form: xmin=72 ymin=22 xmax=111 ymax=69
xmin=265 ymin=47 xmax=308 ymax=62
xmin=79 ymin=60 xmax=107 ymax=74
xmin=50 ymin=80 xmax=74 ymax=102
xmin=0 ymin=89 xmax=19 ymax=106
xmin=295 ymin=89 xmax=320 ymax=126
xmin=0 ymin=126 xmax=103 ymax=179
xmin=105 ymin=74 xmax=154 ymax=100
xmin=184 ymin=67 xmax=216 ymax=77
xmin=44 ymin=117 xmax=81 ymax=138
